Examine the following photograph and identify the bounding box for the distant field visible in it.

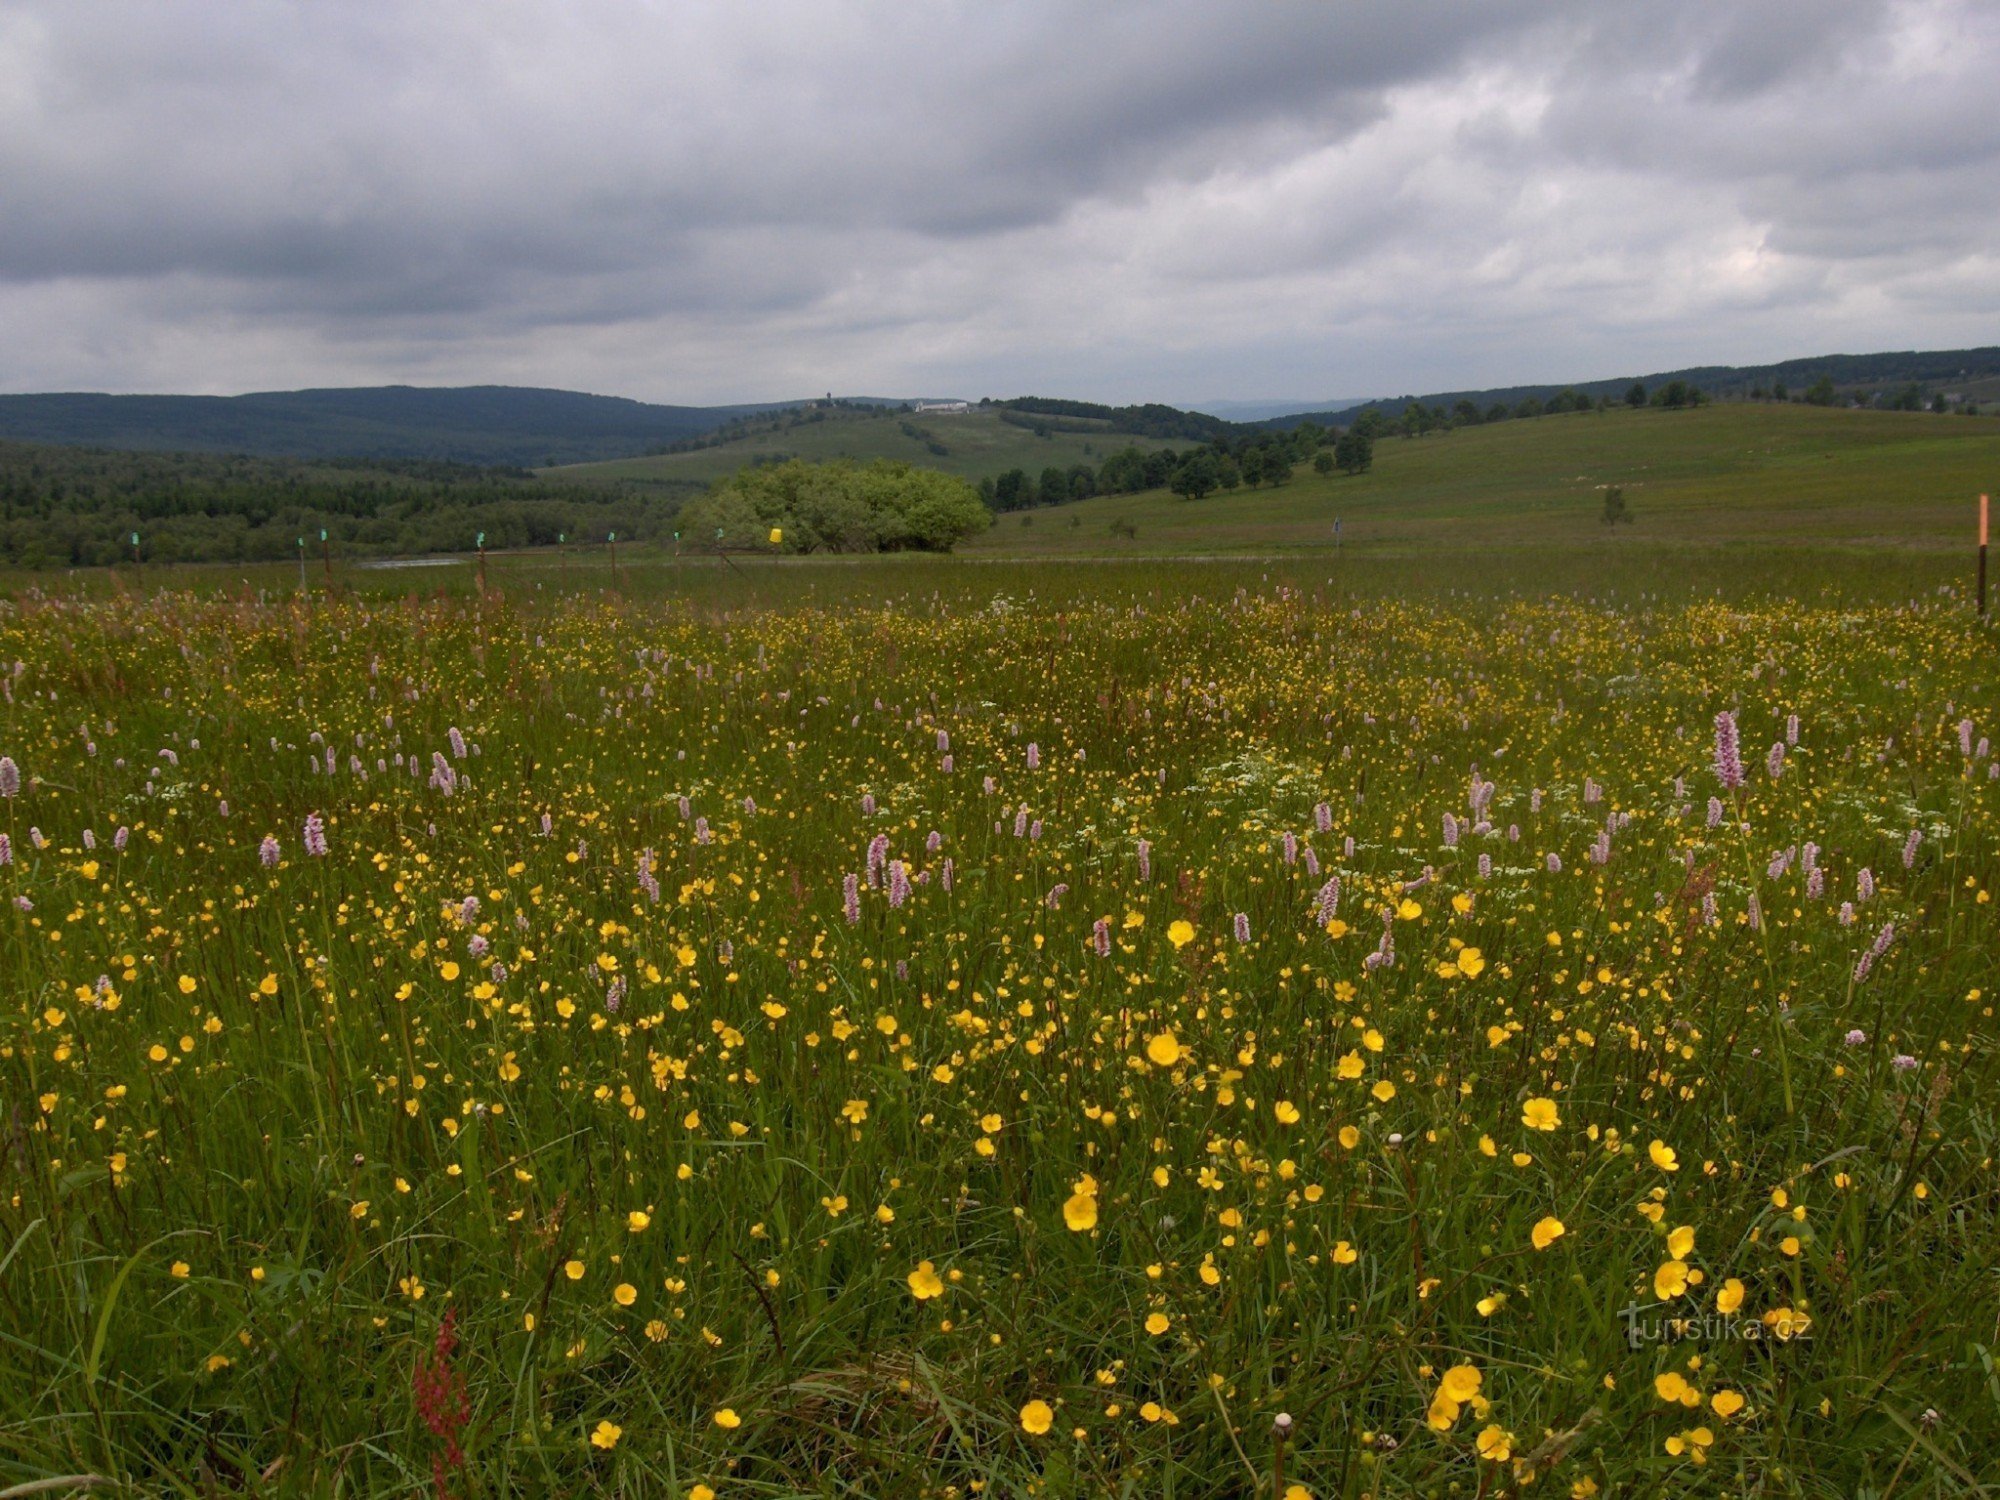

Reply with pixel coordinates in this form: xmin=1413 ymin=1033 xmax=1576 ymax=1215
xmin=543 ymin=406 xmax=1181 ymax=485
xmin=8 ymin=404 xmax=1994 ymax=590
xmin=965 ymin=403 xmax=2000 ymax=556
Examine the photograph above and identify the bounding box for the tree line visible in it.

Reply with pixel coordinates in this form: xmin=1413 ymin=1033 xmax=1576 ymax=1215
xmin=0 ymin=441 xmax=695 ymax=567
xmin=978 ymin=422 xmax=1340 ymax=511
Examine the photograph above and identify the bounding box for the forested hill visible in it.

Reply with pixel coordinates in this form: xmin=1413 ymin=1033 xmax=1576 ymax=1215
xmin=995 ymin=397 xmax=1236 ymax=443
xmin=1257 ymin=345 xmax=2000 ymax=428
xmin=0 ymin=386 xmax=792 ymax=467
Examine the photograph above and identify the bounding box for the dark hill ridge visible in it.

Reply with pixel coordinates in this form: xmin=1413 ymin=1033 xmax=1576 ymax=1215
xmin=0 ymin=386 xmax=797 ymax=467
xmin=1254 ymin=346 xmax=2000 ymax=429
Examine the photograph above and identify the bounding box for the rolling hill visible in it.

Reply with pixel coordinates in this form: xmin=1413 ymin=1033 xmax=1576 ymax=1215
xmin=7 ymin=344 xmax=1993 ymax=473
xmin=4 ymin=400 xmax=1991 ymax=572
xmin=543 ymin=403 xmax=1184 ymax=485
xmin=0 ymin=386 xmax=796 ymax=466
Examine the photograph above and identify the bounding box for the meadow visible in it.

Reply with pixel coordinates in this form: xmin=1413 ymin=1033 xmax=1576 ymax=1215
xmin=0 ymin=538 xmax=1997 ymax=1498
xmin=962 ymin=405 xmax=2000 ymax=557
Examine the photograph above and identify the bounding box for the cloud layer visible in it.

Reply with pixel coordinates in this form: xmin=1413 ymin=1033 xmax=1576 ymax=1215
xmin=3 ymin=0 xmax=1995 ymax=403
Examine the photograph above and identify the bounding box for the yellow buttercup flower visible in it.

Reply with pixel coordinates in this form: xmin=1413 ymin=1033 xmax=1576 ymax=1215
xmin=1531 ymin=1216 xmax=1566 ymax=1250
xmin=1062 ymin=1189 xmax=1098 ymax=1232
xmin=1440 ymin=1364 xmax=1482 ymax=1401
xmin=907 ymin=1261 xmax=945 ymax=1300
xmin=1428 ymin=1363 xmax=1481 ymax=1429
xmin=1522 ymin=1097 xmax=1560 ymax=1131
xmin=1146 ymin=1031 xmax=1183 ymax=1067
xmin=1019 ymin=1399 xmax=1054 ymax=1434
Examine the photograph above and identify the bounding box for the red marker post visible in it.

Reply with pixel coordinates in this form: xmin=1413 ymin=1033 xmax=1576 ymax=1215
xmin=1980 ymin=493 xmax=1990 ymax=618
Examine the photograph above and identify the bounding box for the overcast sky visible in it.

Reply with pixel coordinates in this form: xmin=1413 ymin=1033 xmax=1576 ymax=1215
xmin=2 ymin=0 xmax=1995 ymax=406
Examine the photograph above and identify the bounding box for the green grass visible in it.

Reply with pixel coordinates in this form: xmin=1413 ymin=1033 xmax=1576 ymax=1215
xmin=1 ymin=537 xmax=1997 ymax=1496
xmin=966 ymin=404 xmax=2000 ymax=556
xmin=543 ymin=406 xmax=1180 ymax=486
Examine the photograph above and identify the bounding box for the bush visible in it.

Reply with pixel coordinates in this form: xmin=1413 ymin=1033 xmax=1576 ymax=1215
xmin=677 ymin=459 xmax=989 ymax=554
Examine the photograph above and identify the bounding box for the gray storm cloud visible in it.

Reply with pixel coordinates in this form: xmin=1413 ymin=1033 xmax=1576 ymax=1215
xmin=0 ymin=0 xmax=1994 ymax=403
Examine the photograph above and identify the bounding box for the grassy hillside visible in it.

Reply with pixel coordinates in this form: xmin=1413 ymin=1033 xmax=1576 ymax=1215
xmin=544 ymin=404 xmax=1181 ymax=484
xmin=965 ymin=403 xmax=2000 ymax=555
xmin=0 ymin=386 xmax=788 ymax=466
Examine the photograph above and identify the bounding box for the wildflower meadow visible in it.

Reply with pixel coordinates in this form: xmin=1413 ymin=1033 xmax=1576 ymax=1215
xmin=1 ymin=553 xmax=1996 ymax=1496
